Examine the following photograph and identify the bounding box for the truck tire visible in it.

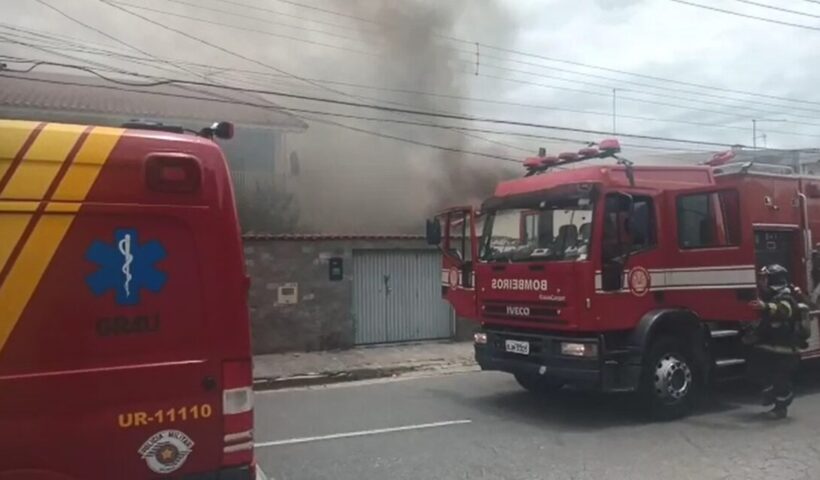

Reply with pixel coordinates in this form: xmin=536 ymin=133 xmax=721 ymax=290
xmin=514 ymin=372 xmax=563 ymax=394
xmin=640 ymin=336 xmax=699 ymax=419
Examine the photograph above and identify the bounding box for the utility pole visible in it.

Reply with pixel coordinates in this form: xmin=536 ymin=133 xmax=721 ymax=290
xmin=612 ymin=88 xmax=617 ymax=135
xmin=752 ymin=119 xmax=757 ymax=149
xmin=752 ymin=118 xmax=786 ymax=149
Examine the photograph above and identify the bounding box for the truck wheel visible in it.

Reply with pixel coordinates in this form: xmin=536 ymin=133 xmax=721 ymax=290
xmin=641 ymin=336 xmax=699 ymax=419
xmin=514 ymin=372 xmax=563 ymax=394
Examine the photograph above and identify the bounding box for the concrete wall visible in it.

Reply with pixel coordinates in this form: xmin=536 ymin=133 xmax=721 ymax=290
xmin=244 ymin=238 xmax=466 ymax=354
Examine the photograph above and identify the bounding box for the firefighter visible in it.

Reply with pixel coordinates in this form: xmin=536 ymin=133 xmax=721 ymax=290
xmin=744 ymin=264 xmax=811 ymax=419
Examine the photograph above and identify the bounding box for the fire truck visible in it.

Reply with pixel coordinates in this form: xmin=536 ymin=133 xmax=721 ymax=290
xmin=426 ymin=139 xmax=820 ymax=418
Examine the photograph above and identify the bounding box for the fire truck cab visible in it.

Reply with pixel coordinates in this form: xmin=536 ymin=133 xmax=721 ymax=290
xmin=427 ymin=140 xmax=820 ymax=418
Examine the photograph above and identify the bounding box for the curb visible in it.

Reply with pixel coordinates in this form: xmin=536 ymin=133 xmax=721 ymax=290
xmin=253 ymin=361 xmax=477 ymax=391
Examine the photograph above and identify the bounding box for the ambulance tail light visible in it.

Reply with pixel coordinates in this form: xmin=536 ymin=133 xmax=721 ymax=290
xmin=222 ymin=359 xmax=254 ymax=467
xmin=146 ymin=154 xmax=202 ymax=193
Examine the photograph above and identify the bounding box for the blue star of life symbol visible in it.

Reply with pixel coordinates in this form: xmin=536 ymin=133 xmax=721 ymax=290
xmin=85 ymin=228 xmax=167 ymax=306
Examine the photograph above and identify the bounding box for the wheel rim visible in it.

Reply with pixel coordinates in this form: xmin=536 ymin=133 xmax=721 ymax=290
xmin=653 ymin=353 xmax=692 ymax=402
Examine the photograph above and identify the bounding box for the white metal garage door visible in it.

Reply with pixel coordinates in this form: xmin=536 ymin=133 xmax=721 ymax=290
xmin=352 ymin=250 xmax=453 ymax=345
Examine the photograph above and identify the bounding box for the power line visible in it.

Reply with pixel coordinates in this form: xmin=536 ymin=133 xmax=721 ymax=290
xmin=5 ymin=38 xmax=763 ymax=149
xmin=477 ymin=71 xmax=820 ymax=129
xmin=269 ymin=0 xmax=383 ymax=28
xmin=1 ymin=28 xmax=523 ymax=155
xmin=31 ymin=0 xmax=158 ymax=58
xmin=30 ymin=0 xmax=329 ymax=158
xmin=146 ymin=0 xmax=820 ymax=116
xmin=669 ymin=0 xmax=820 ymax=31
xmin=94 ymin=1 xmax=580 ymax=157
xmin=0 ymin=64 xmax=711 ymax=154
xmin=16 ymin=0 xmax=528 ymax=162
xmin=244 ymin=0 xmax=820 ymax=108
xmin=100 ymin=0 xmax=366 ymax=99
xmin=0 ymin=72 xmax=528 ymax=163
xmin=107 ymin=1 xmax=380 ymax=57
xmin=471 ymin=50 xmax=820 ymax=114
xmin=147 ymin=0 xmax=367 ymax=42
xmin=9 ymin=23 xmax=820 ymax=139
xmin=731 ymin=0 xmax=820 ymax=19
xmin=12 ymin=6 xmax=820 ymax=125
xmin=27 ymin=1 xmax=239 ymax=86
xmin=216 ymin=67 xmax=820 ymax=139
xmin=475 ymin=60 xmax=820 ymax=119
xmin=206 ymin=0 xmax=375 ymax=33
xmin=9 ymin=7 xmax=816 ymax=144
xmin=0 ymin=61 xmax=748 ymax=149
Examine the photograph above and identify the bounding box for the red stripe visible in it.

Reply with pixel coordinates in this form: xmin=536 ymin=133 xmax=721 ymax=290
xmin=0 ymin=127 xmax=93 ymax=289
xmin=0 ymin=122 xmax=47 ymax=193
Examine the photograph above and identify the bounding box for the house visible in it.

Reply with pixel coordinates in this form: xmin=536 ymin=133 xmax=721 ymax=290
xmin=0 ymin=70 xmax=307 ymax=232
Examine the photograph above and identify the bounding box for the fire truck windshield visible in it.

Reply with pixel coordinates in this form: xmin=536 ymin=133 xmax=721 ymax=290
xmin=479 ymin=198 xmax=593 ymax=262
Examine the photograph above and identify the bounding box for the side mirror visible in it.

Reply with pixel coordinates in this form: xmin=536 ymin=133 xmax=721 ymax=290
xmin=199 ymin=121 xmax=235 ymax=140
xmin=425 ymin=218 xmax=442 ymax=245
xmin=213 ymin=121 xmax=234 ymax=139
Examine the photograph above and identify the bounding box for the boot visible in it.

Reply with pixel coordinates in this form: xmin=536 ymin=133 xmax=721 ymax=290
xmin=767 ymin=405 xmax=788 ymax=419
xmin=761 ymin=386 xmax=775 ymax=407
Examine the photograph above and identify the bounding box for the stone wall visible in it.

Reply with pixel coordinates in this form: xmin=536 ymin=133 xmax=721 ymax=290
xmin=244 ymin=237 xmax=461 ymax=354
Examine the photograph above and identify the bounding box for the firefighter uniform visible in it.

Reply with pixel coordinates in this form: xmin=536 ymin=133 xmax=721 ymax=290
xmin=745 ymin=265 xmax=810 ymax=418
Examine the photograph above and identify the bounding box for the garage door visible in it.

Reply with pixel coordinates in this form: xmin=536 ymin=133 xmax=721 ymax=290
xmin=353 ymin=250 xmax=453 ymax=345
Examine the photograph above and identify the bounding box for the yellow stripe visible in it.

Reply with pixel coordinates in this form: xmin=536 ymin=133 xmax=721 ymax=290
xmin=0 ymin=214 xmax=33 ymax=274
xmin=44 ymin=202 xmax=81 ymax=213
xmin=0 ymin=125 xmax=124 ymax=353
xmin=53 ymin=127 xmax=124 ymax=201
xmin=0 ymin=123 xmax=85 ymax=200
xmin=0 ymin=214 xmax=75 ymax=351
xmin=0 ymin=120 xmax=40 ymax=182
xmin=0 ymin=201 xmax=40 ymax=212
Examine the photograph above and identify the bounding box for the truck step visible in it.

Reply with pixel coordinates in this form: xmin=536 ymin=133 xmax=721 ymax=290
xmin=715 ymin=358 xmax=746 ymax=367
xmin=710 ymin=329 xmax=740 ymax=338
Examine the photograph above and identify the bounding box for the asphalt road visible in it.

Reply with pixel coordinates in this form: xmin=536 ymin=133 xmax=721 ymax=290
xmin=254 ymin=370 xmax=820 ymax=480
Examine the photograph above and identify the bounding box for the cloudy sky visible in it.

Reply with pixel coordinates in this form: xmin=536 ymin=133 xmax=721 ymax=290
xmin=3 ymin=0 xmax=820 ymax=230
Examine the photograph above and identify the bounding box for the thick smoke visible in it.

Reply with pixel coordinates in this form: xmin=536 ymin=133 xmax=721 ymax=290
xmin=0 ymin=0 xmax=524 ymax=234
xmin=290 ymin=0 xmax=521 ymax=233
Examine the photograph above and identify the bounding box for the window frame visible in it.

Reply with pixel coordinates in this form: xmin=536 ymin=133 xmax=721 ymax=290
xmin=600 ymin=192 xmax=658 ymax=265
xmin=675 ymin=190 xmax=741 ymax=250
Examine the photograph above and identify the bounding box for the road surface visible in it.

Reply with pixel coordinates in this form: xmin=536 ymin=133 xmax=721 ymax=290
xmin=254 ymin=370 xmax=820 ymax=480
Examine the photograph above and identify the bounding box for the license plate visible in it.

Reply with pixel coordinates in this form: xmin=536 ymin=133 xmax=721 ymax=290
xmin=505 ymin=339 xmax=530 ymax=355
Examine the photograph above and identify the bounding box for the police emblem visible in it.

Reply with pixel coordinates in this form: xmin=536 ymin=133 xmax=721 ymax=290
xmin=139 ymin=429 xmax=194 ymax=474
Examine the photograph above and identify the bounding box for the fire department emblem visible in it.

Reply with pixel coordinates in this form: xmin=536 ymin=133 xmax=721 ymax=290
xmin=628 ymin=266 xmax=651 ymax=297
xmin=138 ymin=429 xmax=194 ymax=474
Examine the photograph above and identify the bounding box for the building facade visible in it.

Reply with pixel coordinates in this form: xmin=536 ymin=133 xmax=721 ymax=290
xmin=244 ymin=235 xmax=472 ymax=354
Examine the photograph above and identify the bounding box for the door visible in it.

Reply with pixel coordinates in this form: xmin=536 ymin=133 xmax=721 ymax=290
xmin=353 ymin=250 xmax=452 ymax=344
xmin=432 ymin=206 xmax=479 ymax=318
xmin=661 ymin=187 xmax=757 ymax=321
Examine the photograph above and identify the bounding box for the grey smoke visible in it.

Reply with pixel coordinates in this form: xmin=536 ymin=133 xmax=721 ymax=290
xmin=288 ymin=0 xmax=521 ymax=233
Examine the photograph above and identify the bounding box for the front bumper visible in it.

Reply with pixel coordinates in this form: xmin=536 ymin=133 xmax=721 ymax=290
xmin=475 ymin=328 xmax=641 ymax=392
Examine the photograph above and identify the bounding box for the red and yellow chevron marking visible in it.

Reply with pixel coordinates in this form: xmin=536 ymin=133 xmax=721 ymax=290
xmin=0 ymin=120 xmax=124 ymax=353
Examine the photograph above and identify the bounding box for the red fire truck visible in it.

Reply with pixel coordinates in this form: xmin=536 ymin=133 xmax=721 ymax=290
xmin=427 ymin=140 xmax=820 ymax=418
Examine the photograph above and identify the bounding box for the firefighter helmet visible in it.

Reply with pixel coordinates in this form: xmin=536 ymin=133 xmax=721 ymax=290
xmin=759 ymin=264 xmax=789 ymax=290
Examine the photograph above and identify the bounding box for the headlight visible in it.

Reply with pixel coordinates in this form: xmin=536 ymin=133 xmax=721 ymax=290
xmin=560 ymin=342 xmax=598 ymax=357
xmin=474 ymin=332 xmax=488 ymax=344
